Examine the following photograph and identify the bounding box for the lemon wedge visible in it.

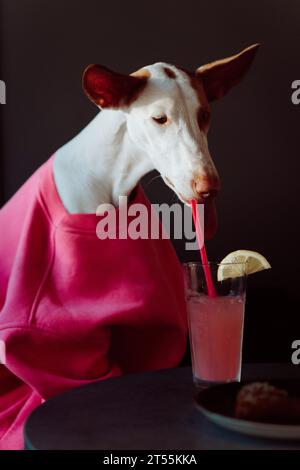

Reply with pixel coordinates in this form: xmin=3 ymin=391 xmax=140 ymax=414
xmin=217 ymin=250 xmax=271 ymax=281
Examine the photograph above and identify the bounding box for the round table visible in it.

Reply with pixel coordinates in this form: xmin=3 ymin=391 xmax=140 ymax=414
xmin=24 ymin=364 xmax=300 ymax=450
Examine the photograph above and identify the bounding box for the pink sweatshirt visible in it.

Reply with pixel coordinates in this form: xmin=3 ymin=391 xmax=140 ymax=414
xmin=0 ymin=156 xmax=188 ymax=450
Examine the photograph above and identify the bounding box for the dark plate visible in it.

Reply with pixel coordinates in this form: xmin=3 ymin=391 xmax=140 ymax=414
xmin=195 ymin=380 xmax=300 ymax=440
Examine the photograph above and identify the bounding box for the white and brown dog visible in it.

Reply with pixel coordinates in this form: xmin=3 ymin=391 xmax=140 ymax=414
xmin=0 ymin=44 xmax=259 ymax=450
xmin=54 ymin=44 xmax=259 ymax=238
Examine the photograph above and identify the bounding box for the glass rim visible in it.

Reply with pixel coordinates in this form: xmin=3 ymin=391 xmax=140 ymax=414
xmin=183 ymin=261 xmax=246 ymax=267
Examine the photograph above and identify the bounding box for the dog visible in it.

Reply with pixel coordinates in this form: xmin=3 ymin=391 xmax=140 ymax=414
xmin=0 ymin=44 xmax=259 ymax=449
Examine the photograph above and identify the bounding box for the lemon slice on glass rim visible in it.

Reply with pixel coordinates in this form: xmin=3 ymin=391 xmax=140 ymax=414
xmin=217 ymin=250 xmax=271 ymax=282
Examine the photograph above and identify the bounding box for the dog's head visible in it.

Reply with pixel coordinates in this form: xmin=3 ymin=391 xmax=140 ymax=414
xmin=83 ymin=44 xmax=259 ymax=238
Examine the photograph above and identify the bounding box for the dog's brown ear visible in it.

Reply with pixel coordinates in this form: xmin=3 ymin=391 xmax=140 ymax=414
xmin=82 ymin=64 xmax=149 ymax=108
xmin=196 ymin=44 xmax=260 ymax=102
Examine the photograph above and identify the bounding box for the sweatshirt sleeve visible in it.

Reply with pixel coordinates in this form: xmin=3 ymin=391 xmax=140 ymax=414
xmin=0 ymin=326 xmax=122 ymax=399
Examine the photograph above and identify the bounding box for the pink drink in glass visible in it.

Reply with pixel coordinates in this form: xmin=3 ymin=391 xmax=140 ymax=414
xmin=187 ymin=294 xmax=245 ymax=383
xmin=184 ymin=262 xmax=247 ymax=385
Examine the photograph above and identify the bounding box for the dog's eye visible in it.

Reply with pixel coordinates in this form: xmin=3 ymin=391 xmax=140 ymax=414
xmin=152 ymin=115 xmax=168 ymax=125
xmin=198 ymin=109 xmax=211 ymax=126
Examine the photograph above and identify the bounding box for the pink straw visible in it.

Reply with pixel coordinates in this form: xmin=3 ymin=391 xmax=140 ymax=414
xmin=191 ymin=199 xmax=216 ymax=298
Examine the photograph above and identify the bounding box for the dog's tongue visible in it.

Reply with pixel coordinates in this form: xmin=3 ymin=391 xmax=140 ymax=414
xmin=204 ymin=199 xmax=218 ymax=239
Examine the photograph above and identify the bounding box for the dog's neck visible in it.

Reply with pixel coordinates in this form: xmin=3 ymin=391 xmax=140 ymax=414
xmin=53 ymin=110 xmax=154 ymax=213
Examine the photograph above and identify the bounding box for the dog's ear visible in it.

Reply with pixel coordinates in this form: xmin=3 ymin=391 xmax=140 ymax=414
xmin=82 ymin=65 xmax=149 ymax=108
xmin=196 ymin=44 xmax=260 ymax=102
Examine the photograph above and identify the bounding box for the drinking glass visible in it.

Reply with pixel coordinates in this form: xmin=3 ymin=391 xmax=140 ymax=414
xmin=183 ymin=262 xmax=247 ymax=387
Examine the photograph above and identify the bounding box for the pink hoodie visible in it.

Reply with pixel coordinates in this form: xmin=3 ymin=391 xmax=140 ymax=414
xmin=0 ymin=156 xmax=188 ymax=449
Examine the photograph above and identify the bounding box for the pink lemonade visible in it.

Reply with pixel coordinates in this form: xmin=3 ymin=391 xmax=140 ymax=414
xmin=187 ymin=294 xmax=245 ymax=383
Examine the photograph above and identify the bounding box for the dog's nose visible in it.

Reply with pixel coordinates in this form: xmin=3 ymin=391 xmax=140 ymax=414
xmin=198 ymin=189 xmax=219 ymax=200
xmin=192 ymin=176 xmax=220 ymax=202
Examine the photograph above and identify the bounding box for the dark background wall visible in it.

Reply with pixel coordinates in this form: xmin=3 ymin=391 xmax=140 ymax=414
xmin=1 ymin=0 xmax=299 ymax=362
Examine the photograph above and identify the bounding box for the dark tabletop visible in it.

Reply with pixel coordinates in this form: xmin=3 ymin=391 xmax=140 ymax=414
xmin=24 ymin=364 xmax=300 ymax=450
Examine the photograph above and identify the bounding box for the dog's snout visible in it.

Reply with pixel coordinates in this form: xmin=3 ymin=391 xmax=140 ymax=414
xmin=192 ymin=176 xmax=220 ymax=202
xmin=198 ymin=189 xmax=219 ymax=200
